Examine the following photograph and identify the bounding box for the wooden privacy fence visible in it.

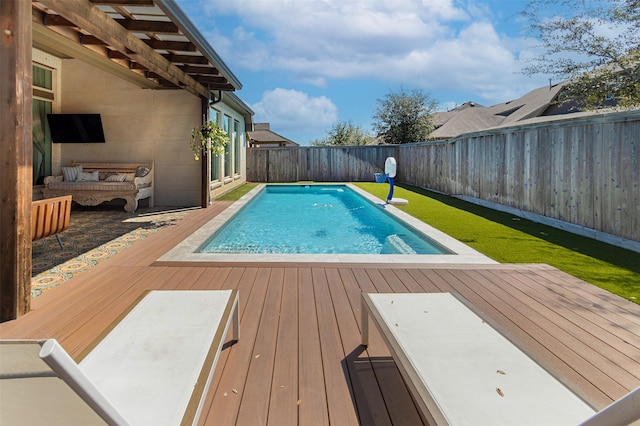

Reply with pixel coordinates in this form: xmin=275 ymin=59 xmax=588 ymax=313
xmin=397 ymin=110 xmax=639 ymax=244
xmin=247 ymin=145 xmax=398 ymax=182
xmin=247 ymin=110 xmax=639 ymax=244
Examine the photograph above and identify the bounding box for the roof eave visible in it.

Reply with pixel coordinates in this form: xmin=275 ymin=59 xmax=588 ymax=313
xmin=156 ymin=0 xmax=243 ymax=91
xmin=223 ymin=91 xmax=255 ymax=128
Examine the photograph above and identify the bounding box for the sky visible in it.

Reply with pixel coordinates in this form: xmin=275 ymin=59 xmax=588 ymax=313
xmin=176 ymin=0 xmax=556 ymax=145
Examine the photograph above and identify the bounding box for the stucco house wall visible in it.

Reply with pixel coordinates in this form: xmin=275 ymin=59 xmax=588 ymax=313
xmin=57 ymin=59 xmax=200 ymax=207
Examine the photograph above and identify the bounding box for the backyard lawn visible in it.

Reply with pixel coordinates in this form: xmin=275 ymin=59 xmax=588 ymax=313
xmin=219 ymin=182 xmax=640 ymax=303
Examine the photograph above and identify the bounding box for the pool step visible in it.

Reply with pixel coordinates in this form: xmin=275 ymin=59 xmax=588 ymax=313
xmin=383 ymin=235 xmax=417 ymax=254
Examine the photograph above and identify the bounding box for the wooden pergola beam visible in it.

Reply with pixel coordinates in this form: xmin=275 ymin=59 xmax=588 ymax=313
xmin=196 ymin=75 xmax=231 ymax=85
xmin=38 ymin=0 xmax=209 ymax=98
xmin=180 ymin=64 xmax=220 ymax=75
xmin=43 ymin=14 xmax=76 ymax=27
xmin=115 ymin=18 xmax=179 ymax=34
xmin=80 ymin=34 xmax=108 ymax=46
xmin=90 ymin=0 xmax=155 ymax=6
xmin=0 ymin=0 xmax=32 ymax=321
xmin=162 ymin=53 xmax=209 ymax=65
xmin=144 ymin=39 xmax=195 ymax=52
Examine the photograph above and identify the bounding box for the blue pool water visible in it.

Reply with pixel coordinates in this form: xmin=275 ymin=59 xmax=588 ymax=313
xmin=198 ymin=185 xmax=450 ymax=255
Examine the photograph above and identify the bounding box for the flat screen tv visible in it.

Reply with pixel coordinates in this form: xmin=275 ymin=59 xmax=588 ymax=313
xmin=47 ymin=114 xmax=106 ymax=143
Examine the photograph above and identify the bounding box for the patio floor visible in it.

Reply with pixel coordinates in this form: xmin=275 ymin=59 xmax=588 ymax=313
xmin=2 ymin=202 xmax=640 ymax=424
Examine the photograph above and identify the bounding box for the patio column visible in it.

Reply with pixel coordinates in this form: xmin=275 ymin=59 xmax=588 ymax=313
xmin=0 ymin=0 xmax=32 ymax=321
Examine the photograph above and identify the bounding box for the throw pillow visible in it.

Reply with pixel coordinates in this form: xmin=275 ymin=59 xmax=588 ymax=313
xmin=76 ymin=170 xmax=99 ymax=182
xmin=135 ymin=166 xmax=150 ymax=177
xmin=61 ymin=165 xmax=83 ymax=182
xmin=105 ymin=174 xmax=127 ymax=182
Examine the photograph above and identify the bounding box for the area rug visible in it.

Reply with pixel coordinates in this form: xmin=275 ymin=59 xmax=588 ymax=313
xmin=31 ymin=205 xmax=198 ymax=298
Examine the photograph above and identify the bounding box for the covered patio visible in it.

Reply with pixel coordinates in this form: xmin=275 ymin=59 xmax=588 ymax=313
xmin=1 ymin=0 xmax=250 ymax=321
xmin=2 ymin=202 xmax=639 ymax=424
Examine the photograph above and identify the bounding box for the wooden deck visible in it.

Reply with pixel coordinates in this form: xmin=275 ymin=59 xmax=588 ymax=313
xmin=2 ymin=202 xmax=640 ymax=425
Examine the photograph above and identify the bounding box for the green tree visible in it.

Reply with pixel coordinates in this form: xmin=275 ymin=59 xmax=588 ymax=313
xmin=372 ymin=88 xmax=438 ymax=144
xmin=522 ymin=0 xmax=640 ymax=109
xmin=312 ymin=121 xmax=372 ymax=146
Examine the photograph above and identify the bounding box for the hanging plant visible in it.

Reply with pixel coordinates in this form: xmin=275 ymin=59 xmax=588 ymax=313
xmin=190 ymin=121 xmax=230 ymax=160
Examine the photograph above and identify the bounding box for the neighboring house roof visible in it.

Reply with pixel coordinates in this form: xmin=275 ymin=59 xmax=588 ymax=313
xmin=365 ymin=135 xmax=390 ymax=145
xmin=248 ymin=123 xmax=299 ymax=147
xmin=431 ymin=102 xmax=504 ymax=139
xmin=431 ymin=82 xmax=569 ymax=140
xmin=31 ymin=0 xmax=241 ymax=99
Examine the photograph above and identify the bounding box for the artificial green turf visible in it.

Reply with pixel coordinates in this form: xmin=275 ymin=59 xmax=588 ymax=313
xmin=218 ymin=182 xmax=640 ymax=303
xmin=216 ymin=183 xmax=259 ymax=201
xmin=355 ymin=182 xmax=640 ymax=303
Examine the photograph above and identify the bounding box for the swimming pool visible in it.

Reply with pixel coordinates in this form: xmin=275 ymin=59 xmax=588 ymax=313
xmin=199 ymin=184 xmax=449 ymax=255
xmin=159 ymin=184 xmax=496 ymax=264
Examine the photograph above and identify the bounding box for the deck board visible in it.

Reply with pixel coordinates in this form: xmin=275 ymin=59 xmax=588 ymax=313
xmin=267 ymin=268 xmax=300 ymax=425
xmin=236 ymin=267 xmax=283 ymax=425
xmin=297 ymin=267 xmax=330 ymax=426
xmin=479 ymin=269 xmax=640 ymax=386
xmin=328 ymin=268 xmax=393 ymax=426
xmin=505 ymin=269 xmax=640 ymax=357
xmin=342 ymin=267 xmax=424 ymax=425
xmin=465 ymin=269 xmax=627 ymax=405
xmin=2 ymin=202 xmax=640 ymax=424
xmin=312 ymin=267 xmax=361 ymax=425
xmin=205 ymin=267 xmax=268 ymax=426
xmin=423 ymin=268 xmax=615 ymax=408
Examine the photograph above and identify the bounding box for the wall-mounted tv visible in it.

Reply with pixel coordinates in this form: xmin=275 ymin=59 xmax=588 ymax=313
xmin=46 ymin=114 xmax=106 ymax=143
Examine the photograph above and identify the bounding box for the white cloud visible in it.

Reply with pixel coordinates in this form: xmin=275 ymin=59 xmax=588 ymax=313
xmin=196 ymin=0 xmax=549 ymax=104
xmin=251 ymin=88 xmax=338 ymax=132
xmin=201 ymin=0 xmax=467 ymax=73
xmin=410 ymin=22 xmax=529 ymax=99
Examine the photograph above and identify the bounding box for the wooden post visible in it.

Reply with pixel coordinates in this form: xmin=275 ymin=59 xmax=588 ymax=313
xmin=0 ymin=0 xmax=32 ymax=321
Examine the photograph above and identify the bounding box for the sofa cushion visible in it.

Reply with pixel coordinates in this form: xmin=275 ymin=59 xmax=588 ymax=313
xmin=77 ymin=171 xmax=99 ymax=182
xmin=62 ymin=165 xmax=83 ymax=182
xmin=135 ymin=166 xmax=151 ymax=177
xmin=105 ymin=174 xmax=127 ymax=182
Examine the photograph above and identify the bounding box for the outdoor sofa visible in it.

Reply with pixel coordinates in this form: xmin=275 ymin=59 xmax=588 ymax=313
xmin=43 ymin=161 xmax=154 ymax=213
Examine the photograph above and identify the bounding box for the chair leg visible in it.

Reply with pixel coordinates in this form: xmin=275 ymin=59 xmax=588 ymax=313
xmin=55 ymin=234 xmax=64 ymax=250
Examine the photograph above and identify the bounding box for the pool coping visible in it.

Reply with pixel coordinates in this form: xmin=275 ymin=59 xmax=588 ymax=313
xmin=156 ymin=184 xmax=498 ymax=265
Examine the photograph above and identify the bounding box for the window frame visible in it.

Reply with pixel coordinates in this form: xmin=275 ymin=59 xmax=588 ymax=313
xmin=210 ymin=108 xmax=221 ymax=182
xmin=32 ymin=64 xmax=55 ymax=186
xmin=233 ymin=120 xmax=241 ymax=175
xmin=223 ymin=115 xmax=232 ymax=178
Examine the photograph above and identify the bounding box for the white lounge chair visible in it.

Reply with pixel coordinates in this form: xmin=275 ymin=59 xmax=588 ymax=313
xmin=0 ymin=289 xmax=239 ymax=425
xmin=361 ymin=292 xmax=640 ymax=426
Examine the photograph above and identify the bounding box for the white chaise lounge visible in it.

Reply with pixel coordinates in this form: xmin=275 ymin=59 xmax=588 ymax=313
xmin=361 ymin=292 xmax=640 ymax=426
xmin=0 ymin=289 xmax=239 ymax=425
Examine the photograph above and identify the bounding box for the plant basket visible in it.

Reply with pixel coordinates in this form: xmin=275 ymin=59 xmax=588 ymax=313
xmin=374 ymin=173 xmax=388 ymax=183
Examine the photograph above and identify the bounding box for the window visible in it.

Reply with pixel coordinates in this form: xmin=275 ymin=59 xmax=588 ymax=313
xmin=223 ymin=115 xmax=232 ymax=177
xmin=210 ymin=108 xmax=220 ymax=181
xmin=32 ymin=65 xmax=54 ymax=185
xmin=233 ymin=120 xmax=241 ymax=174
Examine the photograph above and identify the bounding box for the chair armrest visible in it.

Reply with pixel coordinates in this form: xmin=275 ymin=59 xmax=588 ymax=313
xmin=133 ymin=174 xmax=152 ymax=186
